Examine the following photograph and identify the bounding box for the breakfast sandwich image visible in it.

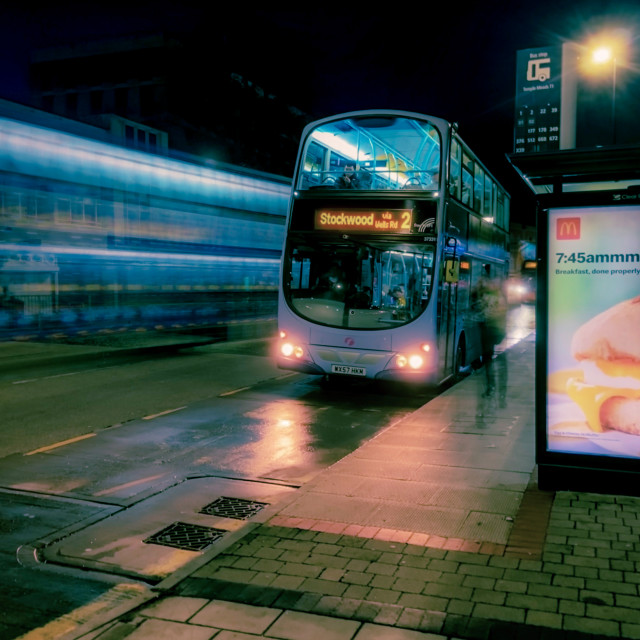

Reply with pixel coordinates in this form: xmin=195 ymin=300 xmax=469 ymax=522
xmin=566 ymin=295 xmax=640 ymax=435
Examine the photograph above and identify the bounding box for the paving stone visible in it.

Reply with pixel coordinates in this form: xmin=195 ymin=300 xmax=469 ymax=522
xmin=392 ymin=578 xmax=424 ymax=594
xmin=189 ymin=600 xmax=281 ymax=635
xmin=278 ymin=562 xmax=323 ymax=578
xmin=423 ymin=583 xmax=472 ymax=601
xmin=123 ymin=618 xmax=215 ymax=640
xmin=307 ymin=553 xmax=350 ymax=569
xmin=471 ymin=589 xmax=506 ymax=606
xmin=505 ymin=593 xmax=558 ymax=613
xmin=472 ymin=603 xmax=525 ymax=624
xmin=298 ymin=578 xmax=348 ymax=597
xmin=266 ymin=610 xmax=360 ymax=640
xmin=586 ymin=602 xmax=640 ymax=624
xmin=353 ymin=622 xmax=446 ymax=639
xmin=139 ymin=596 xmax=209 ymax=622
xmin=366 ymin=588 xmax=401 ymax=604
xmin=558 ymin=599 xmax=585 ymax=616
xmin=563 ymin=614 xmax=620 ymax=637
xmin=525 ymin=610 xmax=563 ymax=629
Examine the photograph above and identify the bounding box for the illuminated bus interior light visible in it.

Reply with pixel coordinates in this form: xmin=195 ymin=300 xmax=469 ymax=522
xmin=310 ymin=130 xmax=372 ymax=163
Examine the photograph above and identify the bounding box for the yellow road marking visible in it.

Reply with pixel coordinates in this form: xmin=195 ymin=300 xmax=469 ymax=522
xmin=25 ymin=433 xmax=96 ymax=456
xmin=17 ymin=583 xmax=150 ymax=639
xmin=93 ymin=473 xmax=166 ymax=497
xmin=142 ymin=406 xmax=186 ymax=420
xmin=219 ymin=386 xmax=251 ymax=397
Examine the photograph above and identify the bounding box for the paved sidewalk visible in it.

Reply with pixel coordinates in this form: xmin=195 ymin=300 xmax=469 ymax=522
xmin=23 ymin=334 xmax=640 ymax=640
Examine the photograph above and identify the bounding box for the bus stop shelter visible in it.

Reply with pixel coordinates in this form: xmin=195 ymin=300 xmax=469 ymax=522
xmin=508 ymin=145 xmax=640 ymax=496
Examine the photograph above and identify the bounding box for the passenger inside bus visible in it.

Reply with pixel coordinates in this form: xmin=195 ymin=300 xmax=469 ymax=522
xmin=335 ymin=165 xmax=358 ymax=188
xmin=334 ymin=164 xmax=372 ymax=189
xmin=390 ymin=285 xmax=406 ymax=307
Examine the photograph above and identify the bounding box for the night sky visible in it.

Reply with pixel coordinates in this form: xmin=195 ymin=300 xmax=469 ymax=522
xmin=1 ymin=2 xmax=640 ymax=224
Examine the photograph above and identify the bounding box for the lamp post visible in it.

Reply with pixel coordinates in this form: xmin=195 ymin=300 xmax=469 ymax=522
xmin=585 ymin=29 xmax=630 ymax=146
xmin=591 ymin=45 xmax=618 ymax=144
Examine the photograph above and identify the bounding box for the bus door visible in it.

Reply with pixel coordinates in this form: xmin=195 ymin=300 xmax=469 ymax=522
xmin=437 ymin=252 xmax=460 ymax=377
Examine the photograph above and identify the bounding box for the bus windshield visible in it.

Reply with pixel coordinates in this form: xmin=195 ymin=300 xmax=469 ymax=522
xmin=285 ymin=237 xmax=435 ymax=329
xmin=297 ymin=115 xmax=442 ymax=191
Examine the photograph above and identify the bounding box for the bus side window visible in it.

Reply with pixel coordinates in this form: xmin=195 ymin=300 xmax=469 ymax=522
xmin=300 ymin=141 xmax=326 ymax=188
xmin=473 ymin=165 xmax=484 ymax=213
xmin=483 ymin=176 xmax=495 ymax=220
xmin=461 ymin=152 xmax=473 ymax=207
xmin=449 ymin=138 xmax=461 ymax=199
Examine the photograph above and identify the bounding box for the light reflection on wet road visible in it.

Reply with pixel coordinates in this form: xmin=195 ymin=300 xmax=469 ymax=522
xmin=0 ymin=303 xmax=534 ymax=503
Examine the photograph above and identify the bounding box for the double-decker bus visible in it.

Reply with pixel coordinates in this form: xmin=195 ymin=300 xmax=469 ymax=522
xmin=276 ymin=110 xmax=510 ymax=385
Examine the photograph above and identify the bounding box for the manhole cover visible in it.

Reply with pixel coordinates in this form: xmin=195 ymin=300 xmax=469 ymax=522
xmin=200 ymin=496 xmax=269 ymax=520
xmin=144 ymin=521 xmax=226 ymax=551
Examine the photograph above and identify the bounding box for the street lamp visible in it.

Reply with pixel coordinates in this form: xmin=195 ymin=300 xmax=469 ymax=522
xmin=584 ymin=29 xmax=630 ymax=145
xmin=591 ymin=44 xmax=618 ymax=144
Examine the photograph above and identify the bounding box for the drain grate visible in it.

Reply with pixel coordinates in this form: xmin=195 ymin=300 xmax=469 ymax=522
xmin=200 ymin=496 xmax=269 ymax=520
xmin=144 ymin=521 xmax=226 ymax=551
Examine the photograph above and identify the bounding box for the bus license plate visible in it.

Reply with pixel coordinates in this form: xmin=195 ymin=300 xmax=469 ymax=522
xmin=331 ymin=365 xmax=366 ymax=376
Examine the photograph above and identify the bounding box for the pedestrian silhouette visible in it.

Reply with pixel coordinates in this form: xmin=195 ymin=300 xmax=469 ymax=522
xmin=470 ymin=264 xmax=507 ymax=408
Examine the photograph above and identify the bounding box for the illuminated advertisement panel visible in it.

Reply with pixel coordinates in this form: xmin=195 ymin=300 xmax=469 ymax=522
xmin=546 ymin=206 xmax=640 ymax=459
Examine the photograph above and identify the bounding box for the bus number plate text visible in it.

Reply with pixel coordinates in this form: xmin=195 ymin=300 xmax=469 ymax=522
xmin=331 ymin=365 xmax=366 ymax=376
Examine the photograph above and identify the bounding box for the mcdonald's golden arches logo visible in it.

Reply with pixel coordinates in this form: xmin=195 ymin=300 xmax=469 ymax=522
xmin=556 ymin=217 xmax=581 ymax=240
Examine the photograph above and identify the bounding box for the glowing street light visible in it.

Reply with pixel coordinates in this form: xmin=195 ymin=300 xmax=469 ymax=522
xmin=592 ymin=44 xmax=619 ymax=144
xmin=583 ymin=30 xmax=630 ymax=145
xmin=592 ymin=45 xmax=614 ymax=65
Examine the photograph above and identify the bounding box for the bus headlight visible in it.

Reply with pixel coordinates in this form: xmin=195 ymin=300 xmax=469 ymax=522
xmin=395 ymin=351 xmax=427 ymax=370
xmin=280 ymin=342 xmax=305 ymax=359
xmin=396 ymin=354 xmax=408 ymax=368
xmin=281 ymin=342 xmax=295 ymax=357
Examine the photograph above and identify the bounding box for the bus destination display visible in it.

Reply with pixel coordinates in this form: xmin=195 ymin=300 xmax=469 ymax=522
xmin=315 ymin=208 xmax=413 ymax=234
